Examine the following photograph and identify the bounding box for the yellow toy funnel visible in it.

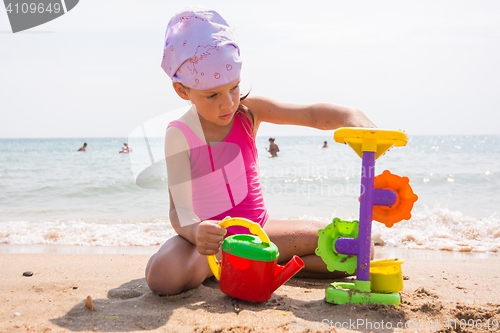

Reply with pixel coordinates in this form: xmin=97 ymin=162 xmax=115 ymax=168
xmin=334 ymin=128 xmax=408 ymax=159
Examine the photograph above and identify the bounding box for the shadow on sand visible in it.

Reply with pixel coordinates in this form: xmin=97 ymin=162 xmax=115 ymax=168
xmin=51 ymin=277 xmax=408 ymax=332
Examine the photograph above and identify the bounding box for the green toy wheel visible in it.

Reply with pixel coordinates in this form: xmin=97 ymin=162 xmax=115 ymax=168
xmin=315 ymin=218 xmax=359 ymax=275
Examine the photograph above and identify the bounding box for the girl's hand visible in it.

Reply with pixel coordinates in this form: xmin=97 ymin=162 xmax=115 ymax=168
xmin=343 ymin=108 xmax=377 ymax=128
xmin=194 ymin=220 xmax=227 ymax=255
xmin=343 ymin=108 xmax=376 ymax=128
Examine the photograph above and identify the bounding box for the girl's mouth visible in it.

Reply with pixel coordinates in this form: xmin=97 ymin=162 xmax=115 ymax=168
xmin=219 ymin=111 xmax=233 ymax=120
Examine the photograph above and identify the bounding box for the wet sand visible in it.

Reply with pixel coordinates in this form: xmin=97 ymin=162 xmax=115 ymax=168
xmin=1 ymin=246 xmax=499 ymax=333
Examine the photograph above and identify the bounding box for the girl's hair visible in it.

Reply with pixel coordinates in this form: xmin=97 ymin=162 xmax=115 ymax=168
xmin=236 ymin=91 xmax=255 ymax=139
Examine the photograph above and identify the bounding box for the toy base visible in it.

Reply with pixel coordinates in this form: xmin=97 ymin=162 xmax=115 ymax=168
xmin=325 ymin=282 xmax=401 ymax=306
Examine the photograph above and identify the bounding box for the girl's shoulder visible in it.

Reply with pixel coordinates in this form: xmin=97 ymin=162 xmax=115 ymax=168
xmin=241 ymin=95 xmax=276 ymax=129
xmin=241 ymin=95 xmax=279 ymax=113
xmin=242 ymin=95 xmax=305 ymax=116
xmin=242 ymin=95 xmax=304 ymax=128
xmin=165 ymin=125 xmax=190 ymax=157
xmin=167 ymin=110 xmax=207 ymax=145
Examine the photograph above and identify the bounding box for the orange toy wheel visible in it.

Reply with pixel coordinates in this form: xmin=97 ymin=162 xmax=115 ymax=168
xmin=373 ymin=170 xmax=418 ymax=228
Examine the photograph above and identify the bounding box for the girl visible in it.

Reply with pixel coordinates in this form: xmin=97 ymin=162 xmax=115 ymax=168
xmin=145 ymin=7 xmax=376 ymax=295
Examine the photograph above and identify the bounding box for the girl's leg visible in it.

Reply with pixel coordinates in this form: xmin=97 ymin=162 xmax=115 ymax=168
xmin=263 ymin=218 xmax=373 ymax=279
xmin=145 ymin=235 xmax=213 ymax=295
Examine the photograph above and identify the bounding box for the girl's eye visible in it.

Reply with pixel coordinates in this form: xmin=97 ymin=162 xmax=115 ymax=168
xmin=231 ymin=84 xmax=239 ymax=90
xmin=207 ymin=94 xmax=217 ymax=99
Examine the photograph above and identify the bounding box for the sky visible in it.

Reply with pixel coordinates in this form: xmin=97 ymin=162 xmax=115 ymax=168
xmin=1 ymin=0 xmax=500 ymax=138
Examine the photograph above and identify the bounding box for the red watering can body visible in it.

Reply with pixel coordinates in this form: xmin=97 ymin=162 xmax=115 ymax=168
xmin=207 ymin=218 xmax=305 ymax=302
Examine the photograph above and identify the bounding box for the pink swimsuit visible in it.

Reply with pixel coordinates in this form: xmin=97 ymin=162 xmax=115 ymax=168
xmin=168 ymin=111 xmax=268 ymax=235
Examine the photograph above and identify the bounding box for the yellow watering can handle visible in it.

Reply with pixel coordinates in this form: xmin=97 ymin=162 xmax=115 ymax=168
xmin=207 ymin=217 xmax=270 ymax=280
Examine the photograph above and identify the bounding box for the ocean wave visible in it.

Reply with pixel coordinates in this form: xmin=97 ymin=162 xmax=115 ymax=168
xmin=0 ymin=219 xmax=176 ymax=247
xmin=0 ymin=208 xmax=498 ymax=253
xmin=372 ymin=207 xmax=500 ymax=253
xmin=251 ymin=209 xmax=500 ymax=254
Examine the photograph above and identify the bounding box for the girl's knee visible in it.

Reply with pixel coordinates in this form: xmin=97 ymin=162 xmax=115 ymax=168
xmin=145 ymin=254 xmax=186 ymax=295
xmin=145 ymin=244 xmax=211 ymax=295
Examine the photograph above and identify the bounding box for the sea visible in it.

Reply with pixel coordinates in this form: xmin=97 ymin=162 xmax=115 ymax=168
xmin=1 ymin=130 xmax=500 ymax=254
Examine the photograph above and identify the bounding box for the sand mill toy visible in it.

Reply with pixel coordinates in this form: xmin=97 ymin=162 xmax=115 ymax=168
xmin=315 ymin=128 xmax=418 ymax=306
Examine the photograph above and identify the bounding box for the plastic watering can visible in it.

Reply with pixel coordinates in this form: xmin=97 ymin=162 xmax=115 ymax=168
xmin=207 ymin=218 xmax=305 ymax=302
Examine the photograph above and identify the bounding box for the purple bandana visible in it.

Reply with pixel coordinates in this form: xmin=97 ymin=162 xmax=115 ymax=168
xmin=161 ymin=7 xmax=242 ymax=90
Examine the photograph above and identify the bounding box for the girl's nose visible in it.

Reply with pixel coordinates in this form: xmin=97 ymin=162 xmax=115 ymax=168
xmin=221 ymin=93 xmax=234 ymax=109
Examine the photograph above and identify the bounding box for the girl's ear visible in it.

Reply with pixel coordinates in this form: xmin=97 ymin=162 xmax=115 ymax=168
xmin=173 ymin=82 xmax=190 ymax=100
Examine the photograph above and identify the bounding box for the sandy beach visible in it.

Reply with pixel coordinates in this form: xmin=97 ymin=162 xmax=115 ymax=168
xmin=1 ymin=246 xmax=499 ymax=333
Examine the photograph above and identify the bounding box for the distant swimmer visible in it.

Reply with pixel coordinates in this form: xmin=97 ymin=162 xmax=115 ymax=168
xmin=77 ymin=143 xmax=87 ymax=151
xmin=119 ymin=142 xmax=132 ymax=154
xmin=266 ymin=138 xmax=280 ymax=157
xmin=323 ymin=141 xmax=328 ymax=148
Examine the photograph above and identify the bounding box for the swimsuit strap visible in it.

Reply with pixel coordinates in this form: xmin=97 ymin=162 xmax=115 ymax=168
xmin=167 ymin=120 xmax=205 ymax=150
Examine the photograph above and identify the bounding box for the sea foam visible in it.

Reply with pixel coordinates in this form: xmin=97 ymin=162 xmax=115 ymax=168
xmin=1 ymin=208 xmax=498 ymax=253
xmin=372 ymin=207 xmax=500 ymax=253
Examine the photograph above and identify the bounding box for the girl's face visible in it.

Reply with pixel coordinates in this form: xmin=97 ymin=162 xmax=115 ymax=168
xmin=182 ymin=79 xmax=241 ymax=127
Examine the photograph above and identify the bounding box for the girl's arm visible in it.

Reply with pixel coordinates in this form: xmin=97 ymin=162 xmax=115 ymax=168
xmin=168 ymin=189 xmax=225 ymax=255
xmin=242 ymin=96 xmax=375 ymax=132
xmin=165 ymin=126 xmax=226 ymax=255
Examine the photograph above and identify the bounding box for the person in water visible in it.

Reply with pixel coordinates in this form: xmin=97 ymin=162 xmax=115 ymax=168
xmin=266 ymin=138 xmax=280 ymax=157
xmin=323 ymin=141 xmax=328 ymax=148
xmin=119 ymin=142 xmax=132 ymax=153
xmin=145 ymin=7 xmax=376 ymax=295
xmin=77 ymin=143 xmax=87 ymax=151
